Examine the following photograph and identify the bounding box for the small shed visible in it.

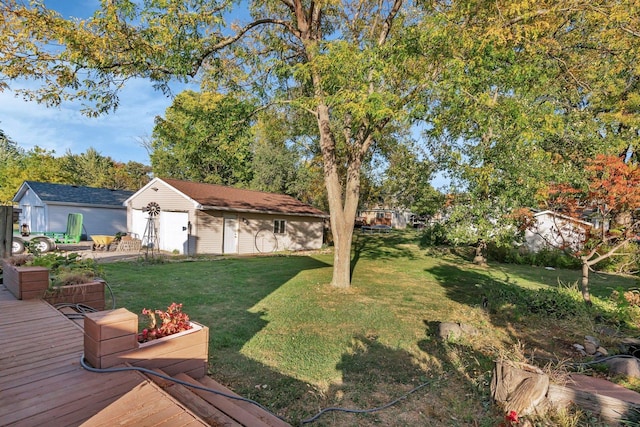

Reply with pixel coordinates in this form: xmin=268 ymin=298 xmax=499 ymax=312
xmin=524 ymin=210 xmax=593 ymax=253
xmin=124 ymin=177 xmax=328 ymax=255
xmin=13 ymin=181 xmax=133 ymax=238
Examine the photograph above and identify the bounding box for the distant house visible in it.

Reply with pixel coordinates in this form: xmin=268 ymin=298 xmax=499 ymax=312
xmin=13 ymin=181 xmax=133 ymax=238
xmin=357 ymin=207 xmax=412 ymax=229
xmin=524 ymin=210 xmax=593 ymax=253
xmin=124 ymin=177 xmax=328 ymax=255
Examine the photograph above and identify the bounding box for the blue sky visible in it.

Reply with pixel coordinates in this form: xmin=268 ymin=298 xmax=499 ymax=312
xmin=0 ymin=1 xmax=178 ymax=165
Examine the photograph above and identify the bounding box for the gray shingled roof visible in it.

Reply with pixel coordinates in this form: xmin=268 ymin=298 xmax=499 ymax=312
xmin=17 ymin=181 xmax=133 ymax=207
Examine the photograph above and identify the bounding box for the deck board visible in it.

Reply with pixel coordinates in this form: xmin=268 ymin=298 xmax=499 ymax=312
xmin=0 ymin=285 xmax=288 ymax=426
xmin=0 ymin=296 xmax=208 ymax=427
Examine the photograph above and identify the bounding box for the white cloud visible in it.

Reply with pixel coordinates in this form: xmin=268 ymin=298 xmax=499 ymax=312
xmin=0 ymin=79 xmax=175 ymax=164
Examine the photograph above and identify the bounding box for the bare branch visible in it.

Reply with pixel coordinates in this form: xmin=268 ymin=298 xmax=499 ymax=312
xmin=377 ymin=0 xmax=403 ymax=46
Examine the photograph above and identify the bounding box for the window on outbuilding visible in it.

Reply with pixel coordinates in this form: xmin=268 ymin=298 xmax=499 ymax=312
xmin=274 ymin=219 xmax=286 ymax=234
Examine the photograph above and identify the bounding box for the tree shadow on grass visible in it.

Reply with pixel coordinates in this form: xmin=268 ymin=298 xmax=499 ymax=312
xmin=306 ymin=334 xmax=502 ymax=426
xmin=351 ymin=231 xmax=420 ymax=277
xmin=107 ymin=256 xmax=505 ymax=426
xmin=423 ymin=262 xmax=640 ymax=423
xmin=424 ymin=263 xmax=582 ymax=353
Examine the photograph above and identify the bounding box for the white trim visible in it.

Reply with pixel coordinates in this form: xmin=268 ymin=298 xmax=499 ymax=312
xmin=123 ymin=177 xmax=200 ymax=209
xmin=533 ymin=210 xmax=593 ymax=228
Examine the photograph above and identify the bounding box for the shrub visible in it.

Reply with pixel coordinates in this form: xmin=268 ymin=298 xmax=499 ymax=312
xmin=489 ymin=245 xmax=581 ymax=269
xmin=490 ymin=283 xmax=589 ymax=319
xmin=419 ymin=223 xmax=449 ymax=247
xmin=29 ymin=252 xmax=103 ymax=287
xmin=592 ymin=242 xmax=640 ymax=274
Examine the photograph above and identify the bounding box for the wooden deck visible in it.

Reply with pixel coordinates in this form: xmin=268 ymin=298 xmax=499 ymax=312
xmin=0 ymin=285 xmax=290 ymax=426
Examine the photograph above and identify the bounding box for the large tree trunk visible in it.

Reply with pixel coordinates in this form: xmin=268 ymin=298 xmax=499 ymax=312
xmin=316 ymin=103 xmax=361 ymax=288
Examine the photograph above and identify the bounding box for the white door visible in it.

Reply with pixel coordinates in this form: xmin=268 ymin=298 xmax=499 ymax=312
xmin=223 ymin=215 xmax=238 ymax=254
xmin=159 ymin=211 xmax=189 ymax=254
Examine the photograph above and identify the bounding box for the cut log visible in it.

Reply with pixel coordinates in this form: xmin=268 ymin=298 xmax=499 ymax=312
xmin=547 ymin=374 xmax=640 ymax=424
xmin=491 ymin=360 xmax=550 ymax=416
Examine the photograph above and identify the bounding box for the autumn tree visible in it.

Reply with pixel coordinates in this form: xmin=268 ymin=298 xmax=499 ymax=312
xmin=250 ymin=109 xmax=326 ymax=208
xmin=0 ymin=146 xmax=67 ymax=203
xmin=3 ymin=0 xmax=640 ymax=288
xmin=419 ymin=1 xmax=640 ymax=259
xmin=530 ymin=155 xmax=640 ymax=305
xmin=0 ymin=129 xmax=24 ymax=204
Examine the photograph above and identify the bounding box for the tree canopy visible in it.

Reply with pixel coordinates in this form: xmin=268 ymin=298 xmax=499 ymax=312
xmin=2 ymin=0 xmax=640 ymax=286
xmin=150 ymin=91 xmax=256 ymax=185
xmin=0 ymin=129 xmax=151 ymax=203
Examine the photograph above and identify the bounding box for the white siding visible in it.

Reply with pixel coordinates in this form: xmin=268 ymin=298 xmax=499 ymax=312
xmin=195 ymin=210 xmax=223 ymax=254
xmin=128 ymin=180 xmax=195 ymax=212
xmin=191 ymin=211 xmax=324 ymax=255
xmin=47 ymin=204 xmax=127 ymax=237
xmin=524 ymin=212 xmax=590 ymax=253
xmin=237 ymin=214 xmax=324 ymax=254
xmin=127 ymin=180 xmax=325 ymax=255
xmin=15 ymin=188 xmax=46 ymax=232
xmin=15 ymin=187 xmax=127 ymax=236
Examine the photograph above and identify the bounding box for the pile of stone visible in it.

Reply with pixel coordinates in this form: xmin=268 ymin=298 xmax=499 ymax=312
xmin=574 ymin=335 xmax=640 ymax=378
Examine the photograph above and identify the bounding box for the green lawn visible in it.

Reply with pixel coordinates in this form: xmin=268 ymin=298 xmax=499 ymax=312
xmin=102 ymin=231 xmax=639 ymax=426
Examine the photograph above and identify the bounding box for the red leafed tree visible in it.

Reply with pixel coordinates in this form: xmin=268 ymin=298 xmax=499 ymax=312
xmin=542 ymin=154 xmax=640 ymax=305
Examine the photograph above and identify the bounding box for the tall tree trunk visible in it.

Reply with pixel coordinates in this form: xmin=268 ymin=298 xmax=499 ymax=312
xmin=316 ymin=103 xmax=361 ymax=288
xmin=581 ymin=258 xmax=592 ymax=306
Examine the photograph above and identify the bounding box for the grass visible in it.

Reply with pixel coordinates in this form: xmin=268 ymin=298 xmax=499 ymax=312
xmin=101 ymin=230 xmax=640 ymax=426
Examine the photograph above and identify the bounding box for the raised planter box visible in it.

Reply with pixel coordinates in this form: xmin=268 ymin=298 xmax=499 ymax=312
xmin=43 ymin=279 xmax=106 ymax=311
xmin=1 ymin=259 xmax=49 ymax=300
xmin=84 ymin=308 xmax=209 ymax=379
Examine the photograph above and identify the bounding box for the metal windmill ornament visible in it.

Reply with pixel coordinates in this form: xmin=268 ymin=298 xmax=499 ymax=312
xmin=142 ymin=202 xmax=160 ymax=257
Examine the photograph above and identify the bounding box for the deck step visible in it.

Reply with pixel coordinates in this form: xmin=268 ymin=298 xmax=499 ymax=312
xmin=148 ymin=369 xmax=291 ymax=427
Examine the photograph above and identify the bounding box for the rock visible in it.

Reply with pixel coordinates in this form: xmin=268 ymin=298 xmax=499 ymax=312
xmin=573 ymin=344 xmax=587 ymax=356
xmin=585 ymin=335 xmax=600 ymax=347
xmin=459 ymin=323 xmax=479 ymax=336
xmin=596 ymin=346 xmax=609 ymax=356
xmin=604 ymin=357 xmax=640 ymax=378
xmin=584 ymin=341 xmax=598 ymax=355
xmin=437 ymin=322 xmax=478 ymax=340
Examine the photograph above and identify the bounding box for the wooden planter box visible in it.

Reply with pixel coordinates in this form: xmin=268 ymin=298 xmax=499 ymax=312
xmin=84 ymin=308 xmax=209 ymax=379
xmin=43 ymin=279 xmax=106 ymax=311
xmin=1 ymin=259 xmax=49 ymax=300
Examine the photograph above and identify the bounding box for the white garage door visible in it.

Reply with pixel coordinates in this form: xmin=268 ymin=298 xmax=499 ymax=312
xmin=159 ymin=211 xmax=189 ymax=254
xmin=131 ymin=209 xmax=148 ymax=243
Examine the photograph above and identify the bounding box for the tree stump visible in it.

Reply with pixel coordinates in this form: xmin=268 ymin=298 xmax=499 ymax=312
xmin=490 ymin=360 xmax=550 ymax=416
xmin=473 ymin=239 xmax=488 ymax=266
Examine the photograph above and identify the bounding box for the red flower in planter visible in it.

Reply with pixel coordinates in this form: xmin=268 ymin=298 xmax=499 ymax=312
xmin=138 ymin=302 xmax=192 ymax=343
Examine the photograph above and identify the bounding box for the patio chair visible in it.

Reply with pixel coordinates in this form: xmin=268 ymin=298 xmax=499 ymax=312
xmin=44 ymin=213 xmax=84 ymax=244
